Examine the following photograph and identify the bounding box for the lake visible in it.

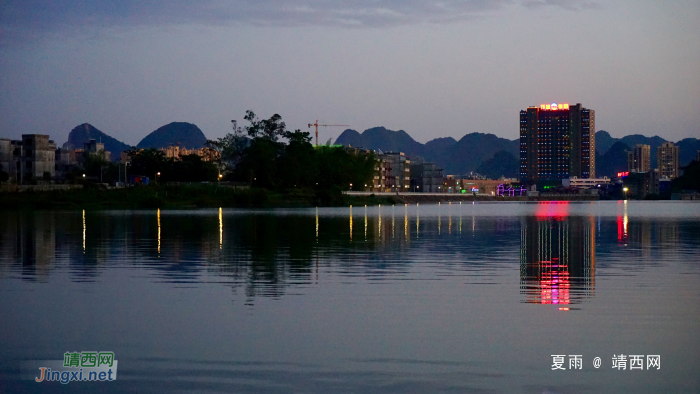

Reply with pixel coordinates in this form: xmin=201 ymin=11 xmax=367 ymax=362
xmin=1 ymin=201 xmax=699 ymax=393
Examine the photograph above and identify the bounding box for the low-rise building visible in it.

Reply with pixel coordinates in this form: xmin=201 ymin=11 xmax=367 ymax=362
xmin=83 ymin=139 xmax=111 ymax=162
xmin=55 ymin=148 xmax=79 ymax=180
xmin=562 ymin=177 xmax=611 ymax=189
xmin=459 ymin=179 xmax=512 ymax=195
xmin=19 ymin=134 xmax=56 ymax=182
xmin=0 ymin=138 xmax=14 ymax=181
xmin=373 ymin=151 xmax=410 ymax=192
xmin=409 ymin=157 xmax=442 ymax=192
xmin=159 ymin=145 xmax=219 ymax=162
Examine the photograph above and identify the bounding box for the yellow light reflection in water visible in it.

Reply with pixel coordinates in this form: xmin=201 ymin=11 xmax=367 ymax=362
xmin=416 ymin=203 xmax=419 ymax=238
xmin=378 ymin=205 xmax=382 ymax=241
xmin=364 ymin=205 xmax=367 ymax=240
xmin=82 ymin=210 xmax=86 ymax=253
xmin=438 ymin=202 xmax=441 ymax=235
xmin=315 ymin=207 xmax=319 ymax=243
xmin=392 ymin=205 xmax=395 ymax=238
xmin=404 ymin=204 xmax=408 ymax=241
xmin=450 ymin=202 xmax=453 ymax=234
xmin=157 ymin=208 xmax=161 ymax=254
xmin=349 ymin=206 xmax=353 ymax=241
xmin=219 ymin=207 xmax=223 ymax=249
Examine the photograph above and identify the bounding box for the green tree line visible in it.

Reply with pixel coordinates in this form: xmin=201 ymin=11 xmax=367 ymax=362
xmin=206 ymin=111 xmax=378 ymax=196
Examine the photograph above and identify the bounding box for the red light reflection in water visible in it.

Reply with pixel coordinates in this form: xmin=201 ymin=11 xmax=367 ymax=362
xmin=535 ymin=202 xmax=570 ymax=219
xmin=537 ymin=259 xmax=570 ymax=305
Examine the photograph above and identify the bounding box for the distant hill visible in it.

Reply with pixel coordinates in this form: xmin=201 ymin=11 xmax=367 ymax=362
xmin=63 ymin=123 xmax=131 ymax=160
xmin=137 ymin=122 xmax=207 ymax=149
xmin=619 ymin=135 xmax=667 ymax=168
xmin=336 ymin=127 xmax=423 ymax=157
xmin=595 ymin=130 xmax=616 ymax=155
xmin=595 ymin=141 xmax=631 ymax=178
xmin=445 ymin=133 xmax=519 ymax=175
xmin=338 ymin=127 xmax=698 ymax=179
xmin=677 ymin=138 xmax=700 ymax=167
xmin=595 ymin=131 xmax=698 ymax=168
xmin=422 ymin=137 xmax=457 ymax=161
xmin=336 ymin=128 xmax=518 ymax=174
xmin=476 ymin=150 xmax=519 ymax=179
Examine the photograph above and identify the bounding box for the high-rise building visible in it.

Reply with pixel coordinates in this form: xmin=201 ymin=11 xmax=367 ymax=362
xmin=627 ymin=144 xmax=650 ymax=172
xmin=519 ymin=103 xmax=595 ymax=183
xmin=657 ymin=142 xmax=679 ymax=179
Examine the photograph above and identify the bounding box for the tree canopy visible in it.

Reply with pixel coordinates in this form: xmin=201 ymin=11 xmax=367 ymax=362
xmin=211 ymin=111 xmax=378 ymax=194
xmin=125 ymin=148 xmax=219 ymax=183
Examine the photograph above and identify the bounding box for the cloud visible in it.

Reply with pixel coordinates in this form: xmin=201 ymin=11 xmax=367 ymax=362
xmin=522 ymin=0 xmax=601 ymax=11
xmin=0 ymin=0 xmax=601 ymax=45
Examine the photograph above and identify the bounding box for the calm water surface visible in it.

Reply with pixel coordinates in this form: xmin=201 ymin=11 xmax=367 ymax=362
xmin=1 ymin=201 xmax=699 ymax=393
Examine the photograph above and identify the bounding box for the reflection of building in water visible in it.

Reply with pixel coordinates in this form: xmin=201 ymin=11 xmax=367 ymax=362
xmin=520 ymin=216 xmax=595 ymax=305
xmin=657 ymin=222 xmax=679 ymax=248
xmin=0 ymin=212 xmax=56 ymax=281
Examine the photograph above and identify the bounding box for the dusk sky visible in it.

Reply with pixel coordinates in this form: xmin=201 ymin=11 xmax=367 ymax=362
xmin=1 ymin=0 xmax=698 ymax=146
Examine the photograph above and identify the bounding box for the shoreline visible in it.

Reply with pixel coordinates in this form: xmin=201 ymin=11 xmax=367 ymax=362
xmin=3 ymin=184 xmax=694 ymax=210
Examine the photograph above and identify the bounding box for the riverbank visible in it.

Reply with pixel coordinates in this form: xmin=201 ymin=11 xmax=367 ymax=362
xmin=0 ymin=184 xmax=401 ymax=210
xmin=345 ymin=191 xmax=600 ymax=204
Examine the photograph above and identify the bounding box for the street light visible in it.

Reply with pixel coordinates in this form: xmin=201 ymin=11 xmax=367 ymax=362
xmin=623 ymin=187 xmax=628 ymax=200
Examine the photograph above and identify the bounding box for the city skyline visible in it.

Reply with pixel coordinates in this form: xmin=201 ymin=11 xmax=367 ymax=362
xmin=1 ymin=1 xmax=698 ymax=146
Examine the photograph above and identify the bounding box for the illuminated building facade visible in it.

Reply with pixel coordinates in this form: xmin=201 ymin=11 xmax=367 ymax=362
xmin=373 ymin=151 xmax=411 ymax=192
xmin=657 ymin=142 xmax=679 ymax=179
xmin=520 ymin=103 xmax=595 ymax=183
xmin=520 ymin=212 xmax=595 ymax=305
xmin=627 ymin=144 xmax=650 ymax=173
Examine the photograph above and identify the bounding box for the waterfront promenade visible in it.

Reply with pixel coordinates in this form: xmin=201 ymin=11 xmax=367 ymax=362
xmin=343 ymin=191 xmax=599 ymax=203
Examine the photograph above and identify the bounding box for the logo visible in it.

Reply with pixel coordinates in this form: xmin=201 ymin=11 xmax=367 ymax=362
xmin=22 ymin=351 xmax=118 ymax=384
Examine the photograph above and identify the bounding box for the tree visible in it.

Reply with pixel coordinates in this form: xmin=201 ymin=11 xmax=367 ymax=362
xmin=206 ymin=120 xmax=249 ymax=173
xmin=232 ymin=111 xmax=288 ymax=188
xmin=277 ymin=129 xmax=316 ymax=189
xmin=220 ymin=110 xmax=379 ymax=194
xmin=315 ymin=146 xmax=377 ymax=191
xmin=672 ymin=160 xmax=700 ymax=192
xmin=83 ymin=152 xmax=115 ymax=183
xmin=126 ymin=148 xmax=169 ymax=180
xmin=171 ymin=154 xmax=218 ymax=182
xmin=244 ymin=110 xmax=286 ymax=142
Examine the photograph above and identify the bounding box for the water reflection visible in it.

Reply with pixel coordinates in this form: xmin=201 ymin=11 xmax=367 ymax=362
xmin=519 ymin=215 xmax=596 ymax=306
xmin=82 ymin=209 xmax=86 ymax=252
xmin=0 ymin=205 xmax=696 ymax=301
xmin=157 ymin=208 xmax=161 ymax=254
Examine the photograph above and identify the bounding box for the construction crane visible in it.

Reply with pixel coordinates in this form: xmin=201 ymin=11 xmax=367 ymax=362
xmin=308 ymin=120 xmax=349 ymax=147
